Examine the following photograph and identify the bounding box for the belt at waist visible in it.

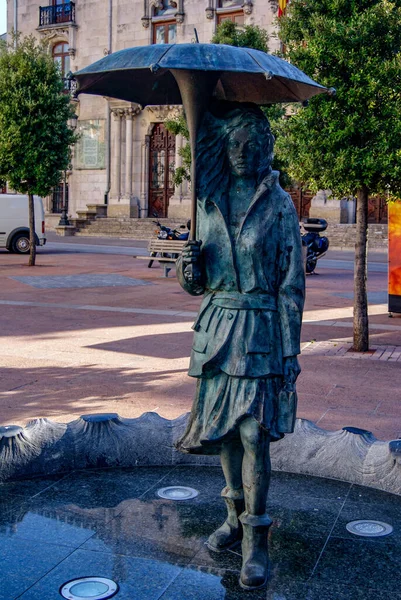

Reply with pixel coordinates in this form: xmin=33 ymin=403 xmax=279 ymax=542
xmin=211 ymin=292 xmax=277 ymax=311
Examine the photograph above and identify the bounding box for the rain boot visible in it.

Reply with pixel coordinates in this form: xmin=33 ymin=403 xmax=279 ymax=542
xmin=239 ymin=512 xmax=273 ymax=590
xmin=206 ymin=487 xmax=245 ymax=552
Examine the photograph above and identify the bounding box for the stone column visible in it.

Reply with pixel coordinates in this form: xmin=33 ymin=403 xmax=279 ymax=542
xmin=125 ymin=109 xmax=133 ymax=198
xmin=111 ymin=109 xmax=122 ymax=199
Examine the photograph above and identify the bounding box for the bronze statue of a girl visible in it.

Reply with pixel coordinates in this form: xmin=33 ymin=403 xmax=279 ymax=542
xmin=176 ymin=102 xmax=305 ymax=590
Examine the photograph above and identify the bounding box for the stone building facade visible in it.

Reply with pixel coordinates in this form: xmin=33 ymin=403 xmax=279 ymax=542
xmin=6 ymin=0 xmax=281 ymax=224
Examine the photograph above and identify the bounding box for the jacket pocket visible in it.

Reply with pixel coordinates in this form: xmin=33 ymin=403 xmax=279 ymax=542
xmin=192 ymin=332 xmax=208 ymax=354
xmin=246 ymin=340 xmax=271 ymax=354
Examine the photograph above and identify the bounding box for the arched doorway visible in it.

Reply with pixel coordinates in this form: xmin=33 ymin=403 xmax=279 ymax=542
xmin=148 ymin=123 xmax=175 ymax=217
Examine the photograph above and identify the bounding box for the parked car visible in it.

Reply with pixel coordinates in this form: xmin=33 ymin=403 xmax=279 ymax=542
xmin=0 ymin=194 xmax=46 ymax=253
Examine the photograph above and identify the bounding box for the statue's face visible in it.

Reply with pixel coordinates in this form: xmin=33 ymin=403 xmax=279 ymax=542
xmin=227 ymin=127 xmax=260 ymax=178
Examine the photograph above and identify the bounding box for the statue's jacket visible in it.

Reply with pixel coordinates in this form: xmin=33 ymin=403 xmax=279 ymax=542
xmin=177 ymin=171 xmax=305 ymax=382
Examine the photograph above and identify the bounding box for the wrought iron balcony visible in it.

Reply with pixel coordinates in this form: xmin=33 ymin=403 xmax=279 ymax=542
xmin=39 ymin=2 xmax=75 ymax=27
xmin=62 ymin=75 xmax=77 ymax=96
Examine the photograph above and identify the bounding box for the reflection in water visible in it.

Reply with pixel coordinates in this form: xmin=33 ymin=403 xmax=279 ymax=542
xmin=1 ymin=492 xmax=226 ymax=589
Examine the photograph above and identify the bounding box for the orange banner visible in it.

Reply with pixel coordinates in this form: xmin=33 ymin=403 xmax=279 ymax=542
xmin=388 ymin=201 xmax=401 ymax=312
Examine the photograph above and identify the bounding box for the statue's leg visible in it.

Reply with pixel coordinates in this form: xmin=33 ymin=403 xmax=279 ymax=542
xmin=206 ymin=438 xmax=245 ymax=552
xmin=238 ymin=417 xmax=273 ymax=590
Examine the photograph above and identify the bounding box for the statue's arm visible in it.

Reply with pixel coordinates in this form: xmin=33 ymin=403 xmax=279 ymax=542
xmin=176 ymin=241 xmax=205 ymax=296
xmin=277 ymin=200 xmax=305 ymax=361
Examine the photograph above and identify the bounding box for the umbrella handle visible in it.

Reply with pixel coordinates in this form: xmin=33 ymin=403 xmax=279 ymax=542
xmin=170 ymin=69 xmax=220 ymax=244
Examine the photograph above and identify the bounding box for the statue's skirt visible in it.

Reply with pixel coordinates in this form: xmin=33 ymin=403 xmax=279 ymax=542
xmin=176 ymin=373 xmax=285 ymax=455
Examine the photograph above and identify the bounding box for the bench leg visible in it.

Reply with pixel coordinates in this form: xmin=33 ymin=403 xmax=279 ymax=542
xmin=148 ymin=252 xmax=156 ymax=268
xmin=163 ymin=265 xmax=172 ymax=278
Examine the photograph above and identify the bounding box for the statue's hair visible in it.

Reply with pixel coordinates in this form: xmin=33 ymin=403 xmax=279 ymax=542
xmin=196 ymin=101 xmax=274 ymax=203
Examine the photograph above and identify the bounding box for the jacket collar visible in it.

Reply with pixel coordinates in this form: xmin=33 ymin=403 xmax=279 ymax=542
xmin=238 ymin=170 xmax=279 ymax=236
xmin=203 ymin=169 xmax=280 ymax=244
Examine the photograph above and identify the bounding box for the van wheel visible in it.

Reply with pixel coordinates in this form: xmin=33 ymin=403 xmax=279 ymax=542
xmin=11 ymin=233 xmax=30 ymax=254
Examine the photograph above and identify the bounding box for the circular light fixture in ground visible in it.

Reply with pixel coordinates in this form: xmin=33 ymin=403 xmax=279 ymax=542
xmin=346 ymin=520 xmax=393 ymax=537
xmin=157 ymin=486 xmax=199 ymax=500
xmin=60 ymin=577 xmax=119 ymax=599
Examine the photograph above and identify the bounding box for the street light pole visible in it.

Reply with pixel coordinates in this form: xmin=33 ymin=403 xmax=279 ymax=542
xmin=58 ymin=105 xmax=78 ymax=227
xmin=58 ymin=171 xmax=69 ymax=226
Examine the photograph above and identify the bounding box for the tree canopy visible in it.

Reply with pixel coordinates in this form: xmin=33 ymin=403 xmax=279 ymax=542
xmin=277 ymin=0 xmax=401 ymax=351
xmin=277 ymin=0 xmax=401 ymax=197
xmin=0 ymin=35 xmax=77 ymax=196
xmin=211 ymin=20 xmax=269 ymax=52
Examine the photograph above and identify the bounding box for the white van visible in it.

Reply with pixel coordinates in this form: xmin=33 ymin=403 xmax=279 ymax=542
xmin=0 ymin=194 xmax=46 ymax=253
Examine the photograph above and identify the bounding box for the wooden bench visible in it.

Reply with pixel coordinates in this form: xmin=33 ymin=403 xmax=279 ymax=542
xmin=134 ymin=239 xmax=187 ymax=277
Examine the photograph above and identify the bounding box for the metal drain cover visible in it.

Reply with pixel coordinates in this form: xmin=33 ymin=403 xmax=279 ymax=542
xmin=157 ymin=486 xmax=199 ymax=500
xmin=346 ymin=520 xmax=393 ymax=537
xmin=60 ymin=577 xmax=118 ymax=599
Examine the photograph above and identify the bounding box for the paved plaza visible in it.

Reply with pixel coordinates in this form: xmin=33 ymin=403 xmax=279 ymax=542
xmin=0 ymin=236 xmax=400 ymax=600
xmin=0 ymin=235 xmax=400 ymax=441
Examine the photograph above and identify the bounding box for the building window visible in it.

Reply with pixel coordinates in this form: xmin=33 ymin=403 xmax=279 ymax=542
xmin=216 ymin=0 xmax=246 ymax=24
xmin=217 ymin=10 xmax=244 ymax=24
xmin=52 ymin=42 xmax=70 ymax=78
xmin=143 ymin=0 xmax=183 ymax=33
xmin=153 ymin=21 xmax=177 ymax=44
xmin=52 ymin=181 xmax=68 ymax=214
xmin=218 ymin=0 xmax=242 ymax=6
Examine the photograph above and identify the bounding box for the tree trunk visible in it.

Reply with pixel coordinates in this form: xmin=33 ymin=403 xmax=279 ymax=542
xmin=28 ymin=192 xmax=36 ymax=267
xmin=353 ymin=185 xmax=369 ymax=351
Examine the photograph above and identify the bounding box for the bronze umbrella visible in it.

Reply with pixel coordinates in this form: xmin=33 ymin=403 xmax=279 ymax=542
xmin=75 ymin=43 xmax=328 ymax=243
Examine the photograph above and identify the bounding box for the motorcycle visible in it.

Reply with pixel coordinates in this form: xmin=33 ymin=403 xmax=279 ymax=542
xmin=148 ymin=218 xmax=190 ymax=267
xmin=153 ymin=219 xmax=190 ymax=242
xmin=301 ymin=218 xmax=329 ymax=274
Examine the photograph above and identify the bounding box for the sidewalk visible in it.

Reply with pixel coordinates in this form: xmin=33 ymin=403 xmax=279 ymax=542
xmin=0 ymin=243 xmax=400 ymax=441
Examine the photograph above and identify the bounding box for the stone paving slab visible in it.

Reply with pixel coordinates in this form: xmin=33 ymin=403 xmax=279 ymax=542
xmin=0 ymin=245 xmax=400 ymax=442
xmin=302 ymin=340 xmax=401 ymax=361
xmin=0 ymin=466 xmax=400 ymax=600
xmin=12 ymin=274 xmax=151 ymax=289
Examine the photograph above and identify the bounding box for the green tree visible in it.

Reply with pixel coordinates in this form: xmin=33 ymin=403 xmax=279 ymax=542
xmin=211 ymin=20 xmax=269 ymax=52
xmin=0 ymin=35 xmax=77 ymax=265
xmin=277 ymin=0 xmax=401 ymax=351
xmin=165 ymin=22 xmax=292 ymax=188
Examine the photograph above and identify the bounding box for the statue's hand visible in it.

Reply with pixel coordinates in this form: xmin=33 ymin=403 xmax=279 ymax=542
xmin=283 ymin=356 xmax=301 ymax=386
xmin=181 ymin=241 xmax=203 ymax=287
xmin=182 ymin=240 xmax=202 ymax=265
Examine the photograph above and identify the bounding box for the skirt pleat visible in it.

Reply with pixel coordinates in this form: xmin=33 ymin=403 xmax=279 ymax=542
xmin=176 ymin=373 xmax=283 ymax=455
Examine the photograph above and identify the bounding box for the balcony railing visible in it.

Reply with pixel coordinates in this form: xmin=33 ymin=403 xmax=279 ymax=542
xmin=62 ymin=76 xmax=77 ymax=96
xmin=39 ymin=2 xmax=75 ymax=27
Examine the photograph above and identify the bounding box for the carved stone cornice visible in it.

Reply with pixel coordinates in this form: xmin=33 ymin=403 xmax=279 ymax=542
xmin=242 ymin=0 xmax=253 ymax=15
xmin=109 ymin=100 xmax=142 ymax=119
xmin=146 ymin=105 xmax=182 ymax=121
xmin=142 ymin=0 xmax=185 ymax=26
xmin=38 ymin=24 xmax=77 ymax=59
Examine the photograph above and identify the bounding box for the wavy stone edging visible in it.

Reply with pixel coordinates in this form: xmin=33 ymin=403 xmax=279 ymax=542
xmin=0 ymin=413 xmax=400 ymax=496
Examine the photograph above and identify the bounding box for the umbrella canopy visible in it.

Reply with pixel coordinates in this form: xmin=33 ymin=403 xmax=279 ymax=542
xmin=75 ymin=43 xmax=327 ymax=105
xmin=75 ymin=43 xmax=328 ymax=264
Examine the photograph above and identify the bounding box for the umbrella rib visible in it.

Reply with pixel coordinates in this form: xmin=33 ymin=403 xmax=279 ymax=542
xmin=79 ymin=71 xmax=114 ymax=92
xmin=275 ymin=77 xmax=303 ymax=102
xmin=245 ymin=49 xmax=275 ymax=78
xmin=151 ymin=44 xmax=173 ymax=71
